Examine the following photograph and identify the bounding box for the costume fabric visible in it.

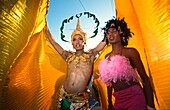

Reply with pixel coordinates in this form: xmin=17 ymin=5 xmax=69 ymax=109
xmin=113 ymin=85 xmax=147 ymax=110
xmin=58 ymin=86 xmax=90 ymax=110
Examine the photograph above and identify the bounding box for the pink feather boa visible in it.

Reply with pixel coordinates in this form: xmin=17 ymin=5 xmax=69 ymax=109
xmin=98 ymin=55 xmax=139 ymax=86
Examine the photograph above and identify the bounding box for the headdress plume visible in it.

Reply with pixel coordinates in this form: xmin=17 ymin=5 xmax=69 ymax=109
xmin=71 ymin=18 xmax=86 ymax=44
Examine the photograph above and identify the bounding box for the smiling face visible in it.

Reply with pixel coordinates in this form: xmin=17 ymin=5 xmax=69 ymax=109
xmin=106 ymin=27 xmax=121 ymax=44
xmin=72 ymin=34 xmax=84 ymax=51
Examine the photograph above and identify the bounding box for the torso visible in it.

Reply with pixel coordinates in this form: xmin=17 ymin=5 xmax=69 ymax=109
xmin=102 ymin=47 xmax=140 ymax=91
xmin=63 ymin=51 xmax=95 ymax=94
xmin=112 ymin=79 xmax=140 ymax=91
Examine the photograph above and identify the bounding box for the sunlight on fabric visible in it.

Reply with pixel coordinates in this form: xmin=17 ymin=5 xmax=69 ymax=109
xmin=114 ymin=0 xmax=170 ymax=110
xmin=0 ymin=0 xmax=170 ymax=110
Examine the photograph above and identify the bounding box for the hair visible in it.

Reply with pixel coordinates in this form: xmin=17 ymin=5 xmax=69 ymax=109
xmin=102 ymin=17 xmax=134 ymax=46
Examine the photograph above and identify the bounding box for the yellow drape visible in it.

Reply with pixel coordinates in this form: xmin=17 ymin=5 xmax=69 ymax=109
xmin=0 ymin=0 xmax=66 ymax=109
xmin=93 ymin=0 xmax=170 ymax=110
xmin=0 ymin=0 xmax=170 ymax=110
xmin=115 ymin=0 xmax=170 ymax=109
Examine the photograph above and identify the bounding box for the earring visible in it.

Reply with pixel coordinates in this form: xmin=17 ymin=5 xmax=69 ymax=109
xmin=72 ymin=47 xmax=76 ymax=52
xmin=85 ymin=43 xmax=87 ymax=51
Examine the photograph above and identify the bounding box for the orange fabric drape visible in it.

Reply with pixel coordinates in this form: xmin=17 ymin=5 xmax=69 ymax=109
xmin=6 ymin=28 xmax=66 ymax=109
xmin=1 ymin=0 xmax=170 ymax=110
xmin=114 ymin=0 xmax=170 ymax=109
xmin=93 ymin=0 xmax=170 ymax=110
xmin=0 ymin=0 xmax=67 ymax=109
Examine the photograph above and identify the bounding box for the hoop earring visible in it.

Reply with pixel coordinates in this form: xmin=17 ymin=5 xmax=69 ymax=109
xmin=84 ymin=43 xmax=87 ymax=51
xmin=72 ymin=47 xmax=76 ymax=52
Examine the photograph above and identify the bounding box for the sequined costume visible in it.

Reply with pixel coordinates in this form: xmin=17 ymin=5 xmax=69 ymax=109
xmin=53 ymin=52 xmax=92 ymax=110
xmin=57 ymin=86 xmax=90 ymax=110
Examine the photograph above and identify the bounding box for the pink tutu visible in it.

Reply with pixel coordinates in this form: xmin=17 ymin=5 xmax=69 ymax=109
xmin=98 ymin=55 xmax=139 ymax=86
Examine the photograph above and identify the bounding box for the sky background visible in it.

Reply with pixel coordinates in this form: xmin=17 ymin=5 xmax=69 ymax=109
xmin=46 ymin=0 xmax=116 ymax=51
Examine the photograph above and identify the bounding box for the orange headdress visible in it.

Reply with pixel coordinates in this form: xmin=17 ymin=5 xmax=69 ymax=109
xmin=71 ymin=18 xmax=87 ymax=44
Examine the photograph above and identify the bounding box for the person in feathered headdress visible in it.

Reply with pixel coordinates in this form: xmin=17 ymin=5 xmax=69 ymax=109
xmin=71 ymin=18 xmax=87 ymax=45
xmin=46 ymin=18 xmax=106 ymax=110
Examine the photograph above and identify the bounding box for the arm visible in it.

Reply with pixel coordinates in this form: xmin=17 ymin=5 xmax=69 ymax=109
xmin=107 ymin=83 xmax=113 ymax=110
xmin=45 ymin=26 xmax=68 ymax=59
xmin=130 ymin=48 xmax=155 ymax=108
xmin=91 ymin=40 xmax=106 ymax=56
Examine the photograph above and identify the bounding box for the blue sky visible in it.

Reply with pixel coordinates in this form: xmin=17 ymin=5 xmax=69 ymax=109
xmin=47 ymin=0 xmax=116 ymax=50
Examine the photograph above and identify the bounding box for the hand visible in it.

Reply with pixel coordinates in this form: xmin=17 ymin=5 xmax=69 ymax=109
xmin=148 ymin=108 xmax=156 ymax=110
xmin=108 ymin=103 xmax=113 ymax=110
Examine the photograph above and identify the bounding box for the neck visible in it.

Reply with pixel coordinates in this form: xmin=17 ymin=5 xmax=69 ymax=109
xmin=110 ymin=43 xmax=124 ymax=55
xmin=75 ymin=50 xmax=84 ymax=55
xmin=111 ymin=43 xmax=124 ymax=51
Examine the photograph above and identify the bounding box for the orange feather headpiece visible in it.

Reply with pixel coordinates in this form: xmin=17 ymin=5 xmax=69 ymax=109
xmin=71 ymin=18 xmax=87 ymax=44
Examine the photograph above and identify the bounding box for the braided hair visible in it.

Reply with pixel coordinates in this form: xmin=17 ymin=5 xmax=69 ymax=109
xmin=102 ymin=17 xmax=134 ymax=46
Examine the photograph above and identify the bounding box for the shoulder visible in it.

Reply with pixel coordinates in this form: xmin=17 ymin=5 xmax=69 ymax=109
xmin=67 ymin=51 xmax=75 ymax=56
xmin=123 ymin=47 xmax=141 ymax=62
xmin=62 ymin=50 xmax=73 ymax=59
xmin=88 ymin=49 xmax=99 ymax=57
xmin=83 ymin=51 xmax=94 ymax=60
xmin=83 ymin=51 xmax=98 ymax=62
xmin=124 ymin=47 xmax=140 ymax=56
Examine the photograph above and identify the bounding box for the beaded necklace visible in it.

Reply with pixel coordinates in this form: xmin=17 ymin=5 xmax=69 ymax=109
xmin=66 ymin=51 xmax=90 ymax=65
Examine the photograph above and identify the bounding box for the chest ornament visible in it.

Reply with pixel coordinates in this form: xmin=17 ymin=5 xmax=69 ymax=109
xmin=66 ymin=51 xmax=90 ymax=65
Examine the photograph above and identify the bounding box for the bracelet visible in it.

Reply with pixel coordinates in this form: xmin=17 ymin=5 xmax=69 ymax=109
xmin=148 ymin=108 xmax=156 ymax=110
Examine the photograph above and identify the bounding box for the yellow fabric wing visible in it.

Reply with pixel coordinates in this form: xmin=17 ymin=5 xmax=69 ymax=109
xmin=93 ymin=0 xmax=170 ymax=110
xmin=0 ymin=0 xmax=67 ymax=109
xmin=1 ymin=0 xmax=170 ymax=110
